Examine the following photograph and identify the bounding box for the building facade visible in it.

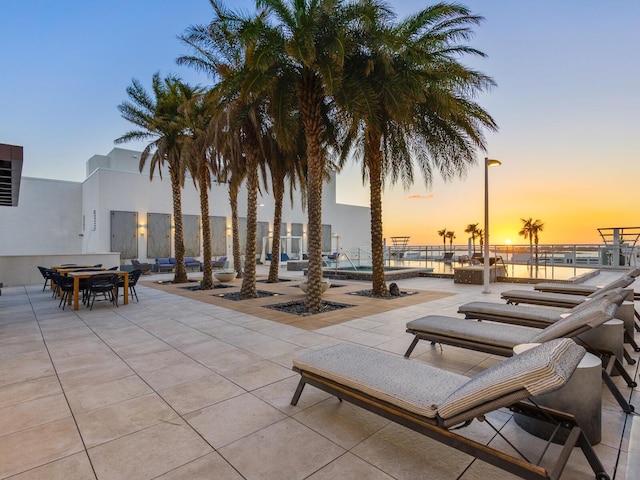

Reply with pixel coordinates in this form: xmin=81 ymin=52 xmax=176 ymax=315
xmin=0 ymin=147 xmax=371 ymax=283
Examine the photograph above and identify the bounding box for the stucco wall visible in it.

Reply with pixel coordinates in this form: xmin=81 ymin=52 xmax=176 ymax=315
xmin=0 ymin=177 xmax=82 ymax=255
xmin=1 ymin=148 xmax=371 ymax=285
xmin=0 ymin=253 xmax=122 ymax=287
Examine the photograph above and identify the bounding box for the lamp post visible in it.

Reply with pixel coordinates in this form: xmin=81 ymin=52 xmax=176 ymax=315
xmin=483 ymin=158 xmax=502 ymax=293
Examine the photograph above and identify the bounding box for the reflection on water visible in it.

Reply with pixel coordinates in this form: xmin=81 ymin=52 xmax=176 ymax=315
xmin=396 ymin=260 xmax=597 ymax=281
xmin=326 ymin=259 xmax=597 ymax=282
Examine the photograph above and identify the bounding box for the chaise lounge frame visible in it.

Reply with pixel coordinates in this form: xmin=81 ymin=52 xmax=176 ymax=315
xmin=291 ymin=341 xmax=609 ymax=480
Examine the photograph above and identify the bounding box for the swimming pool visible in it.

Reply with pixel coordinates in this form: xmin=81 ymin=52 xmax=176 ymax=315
xmin=323 ymin=261 xmax=598 ymax=283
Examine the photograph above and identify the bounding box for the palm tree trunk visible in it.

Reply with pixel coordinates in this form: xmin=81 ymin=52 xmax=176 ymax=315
xmin=199 ymin=173 xmax=213 ymax=290
xmin=229 ymin=181 xmax=243 ymax=279
xmin=240 ymin=150 xmax=259 ymax=298
xmin=170 ymin=169 xmax=188 ymax=283
xmin=267 ymin=175 xmax=285 ymax=282
xmin=367 ymin=133 xmax=387 ymax=296
xmin=529 ymin=238 xmax=533 ymax=263
xmin=299 ymin=72 xmax=325 ymax=313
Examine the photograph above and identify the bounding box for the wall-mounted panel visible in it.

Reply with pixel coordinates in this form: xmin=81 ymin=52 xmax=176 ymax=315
xmin=110 ymin=211 xmax=138 ymax=260
xmin=148 ymin=213 xmax=171 ymax=258
xmin=183 ymin=214 xmax=200 ymax=257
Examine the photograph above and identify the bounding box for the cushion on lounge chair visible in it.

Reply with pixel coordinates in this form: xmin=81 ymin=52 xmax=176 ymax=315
xmin=530 ymin=297 xmax=616 ymax=343
xmin=459 ymin=302 xmax=560 ymax=325
xmin=459 ymin=289 xmax=624 ymax=329
xmin=407 ymin=315 xmax=537 ymax=348
xmin=502 ymin=276 xmax=632 ymax=307
xmin=293 ymin=339 xmax=585 ymax=426
xmin=584 ymin=276 xmax=632 ymax=298
xmin=407 ymin=297 xmax=616 ymax=354
xmin=438 ymin=338 xmax=585 ymax=421
xmin=293 ymin=343 xmax=467 ymax=418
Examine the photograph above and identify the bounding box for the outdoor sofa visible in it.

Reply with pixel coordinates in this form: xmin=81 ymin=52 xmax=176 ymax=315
xmin=155 ymin=257 xmax=201 ymax=272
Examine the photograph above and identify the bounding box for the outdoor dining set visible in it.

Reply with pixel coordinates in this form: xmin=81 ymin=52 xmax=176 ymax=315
xmin=37 ymin=264 xmax=141 ymax=310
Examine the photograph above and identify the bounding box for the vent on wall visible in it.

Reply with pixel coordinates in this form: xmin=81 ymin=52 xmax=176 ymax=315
xmin=93 ymin=210 xmax=97 ymax=231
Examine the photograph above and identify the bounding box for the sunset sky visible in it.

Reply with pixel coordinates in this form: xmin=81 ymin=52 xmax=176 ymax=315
xmin=2 ymin=0 xmax=638 ymax=246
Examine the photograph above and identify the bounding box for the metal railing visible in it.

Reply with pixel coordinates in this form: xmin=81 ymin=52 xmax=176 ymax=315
xmin=382 ymin=243 xmax=638 ymax=269
xmin=322 ymin=243 xmax=638 ymax=272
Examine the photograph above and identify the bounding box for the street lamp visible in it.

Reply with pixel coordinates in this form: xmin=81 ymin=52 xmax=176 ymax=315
xmin=483 ymin=157 xmax=502 ymax=293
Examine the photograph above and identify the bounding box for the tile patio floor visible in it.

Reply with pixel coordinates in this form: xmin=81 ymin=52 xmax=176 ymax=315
xmin=0 ymin=266 xmax=638 ymax=479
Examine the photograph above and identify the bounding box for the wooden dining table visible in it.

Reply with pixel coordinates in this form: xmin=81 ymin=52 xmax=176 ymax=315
xmin=51 ymin=265 xmax=97 ymax=271
xmin=50 ymin=267 xmax=105 ymax=292
xmin=66 ymin=271 xmax=129 ymax=310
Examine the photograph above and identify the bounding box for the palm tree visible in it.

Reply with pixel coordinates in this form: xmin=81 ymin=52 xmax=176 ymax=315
xmin=476 ymin=228 xmax=484 ymax=255
xmin=231 ymin=0 xmax=365 ymax=312
xmin=115 ymin=73 xmax=197 ymax=284
xmin=465 ymin=223 xmax=479 ymax=254
xmin=183 ymin=88 xmax=216 ymax=289
xmin=531 ymin=219 xmax=545 ymax=264
xmin=519 ymin=217 xmax=534 ymax=262
xmin=446 ymin=231 xmax=456 ymax=254
xmin=337 ymin=2 xmax=496 ymax=295
xmin=178 ymin=3 xmax=269 ymax=297
xmin=264 ymin=133 xmax=306 ymax=283
xmin=438 ymin=228 xmax=448 ymax=253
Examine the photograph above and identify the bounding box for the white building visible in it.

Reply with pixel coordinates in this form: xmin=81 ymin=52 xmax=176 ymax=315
xmin=0 ymin=148 xmax=371 ymax=285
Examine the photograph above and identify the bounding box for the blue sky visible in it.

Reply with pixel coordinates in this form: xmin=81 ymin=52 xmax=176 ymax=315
xmin=2 ymin=1 xmax=639 ymax=243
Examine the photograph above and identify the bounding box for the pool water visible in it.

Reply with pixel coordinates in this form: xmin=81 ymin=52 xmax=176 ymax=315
xmin=326 ymin=260 xmax=598 ymax=283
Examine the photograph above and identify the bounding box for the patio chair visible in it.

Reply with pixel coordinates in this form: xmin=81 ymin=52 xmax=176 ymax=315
xmin=118 ymin=269 xmax=142 ymax=302
xmin=86 ymin=273 xmax=119 ymax=310
xmin=443 ymin=252 xmax=454 ymax=263
xmin=403 ymin=295 xmax=636 ymax=413
xmin=37 ymin=266 xmax=53 ymax=291
xmin=212 ymin=256 xmax=227 ymax=269
xmin=51 ymin=272 xmax=74 ymax=309
xmin=131 ymin=259 xmax=152 ymax=275
xmin=291 ymin=339 xmax=610 ymax=480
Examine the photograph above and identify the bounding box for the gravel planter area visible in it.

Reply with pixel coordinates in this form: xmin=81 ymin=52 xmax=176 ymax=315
xmin=265 ymin=300 xmax=355 ymax=316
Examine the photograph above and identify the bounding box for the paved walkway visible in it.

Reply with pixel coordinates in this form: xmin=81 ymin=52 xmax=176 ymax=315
xmin=0 ymin=266 xmax=637 ymax=479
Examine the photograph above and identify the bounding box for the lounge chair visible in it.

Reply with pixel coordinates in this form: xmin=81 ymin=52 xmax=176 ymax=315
xmin=500 ymin=275 xmax=640 ymax=338
xmin=500 ymin=275 xmax=635 ymax=308
xmin=403 ymin=296 xmax=635 ymax=413
xmin=458 ymin=287 xmax=640 ymax=360
xmin=443 ymin=252 xmax=454 ymax=263
xmin=291 ymin=339 xmax=610 ymax=480
xmin=532 ymin=268 xmax=640 ymax=297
